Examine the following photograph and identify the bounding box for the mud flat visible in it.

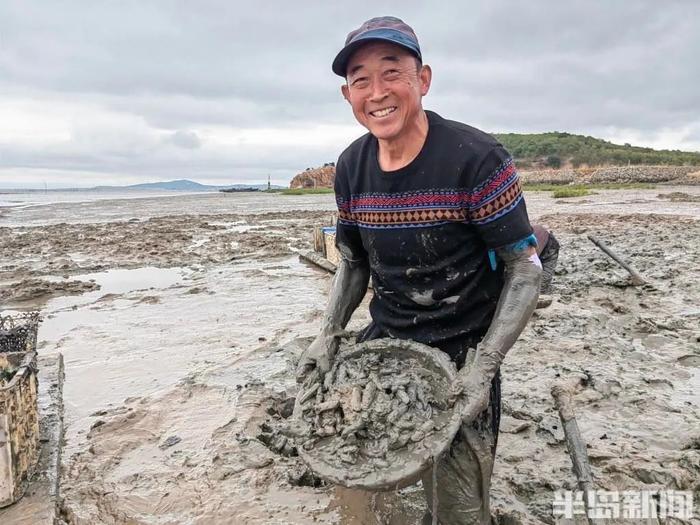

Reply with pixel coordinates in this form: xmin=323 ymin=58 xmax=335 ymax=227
xmin=0 ymin=188 xmax=698 ymax=523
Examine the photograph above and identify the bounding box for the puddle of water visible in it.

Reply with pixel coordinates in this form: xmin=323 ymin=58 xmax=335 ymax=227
xmin=37 ymin=257 xmax=330 ymax=460
xmin=207 ymin=220 xmax=259 ymax=233
xmin=37 ymin=267 xmax=189 ymax=444
xmin=41 ymin=267 xmax=186 ymax=338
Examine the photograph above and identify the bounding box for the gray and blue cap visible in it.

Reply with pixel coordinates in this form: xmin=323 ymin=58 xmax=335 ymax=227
xmin=332 ymin=16 xmax=422 ymax=77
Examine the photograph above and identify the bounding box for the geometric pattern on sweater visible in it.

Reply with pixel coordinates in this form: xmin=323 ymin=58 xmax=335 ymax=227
xmin=337 ymin=157 xmax=523 ymax=229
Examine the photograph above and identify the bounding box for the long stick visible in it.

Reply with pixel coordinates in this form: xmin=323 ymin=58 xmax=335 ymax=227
xmin=299 ymin=251 xmax=337 ymax=274
xmin=587 ymin=235 xmax=646 ymax=286
xmin=551 ymin=383 xmax=595 ymax=524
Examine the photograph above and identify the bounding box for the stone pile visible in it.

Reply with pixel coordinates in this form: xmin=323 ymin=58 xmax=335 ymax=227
xmin=520 ymin=165 xmax=699 ymax=185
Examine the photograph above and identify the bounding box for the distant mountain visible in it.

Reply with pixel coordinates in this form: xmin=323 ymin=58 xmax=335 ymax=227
xmin=127 ymin=179 xmax=213 ymax=191
xmin=91 ymin=179 xmax=284 ymax=191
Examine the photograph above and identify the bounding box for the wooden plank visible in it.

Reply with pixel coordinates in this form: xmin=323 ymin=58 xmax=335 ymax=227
xmin=324 ymin=231 xmax=340 ymax=266
xmin=299 ymin=249 xmax=374 ymax=290
xmin=299 ymin=251 xmax=337 ymax=274
xmin=313 ymin=227 xmax=325 ymax=254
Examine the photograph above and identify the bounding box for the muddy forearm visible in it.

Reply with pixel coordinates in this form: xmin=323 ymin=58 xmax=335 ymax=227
xmin=474 ymin=247 xmax=542 ymax=377
xmin=319 ymin=258 xmax=370 ymax=336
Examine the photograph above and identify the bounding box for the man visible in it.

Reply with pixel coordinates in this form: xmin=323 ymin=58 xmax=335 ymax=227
xmin=297 ymin=16 xmax=542 ymax=524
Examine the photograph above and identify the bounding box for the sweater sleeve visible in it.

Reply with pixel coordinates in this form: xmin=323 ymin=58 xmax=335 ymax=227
xmin=334 ymin=160 xmax=368 ymax=265
xmin=467 ymin=146 xmax=533 ymax=249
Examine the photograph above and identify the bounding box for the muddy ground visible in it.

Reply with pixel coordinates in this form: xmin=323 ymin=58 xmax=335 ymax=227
xmin=0 ymin=188 xmax=699 ymax=524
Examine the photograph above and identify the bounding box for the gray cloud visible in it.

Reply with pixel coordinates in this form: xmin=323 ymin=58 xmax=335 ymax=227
xmin=167 ymin=130 xmax=202 ymax=149
xmin=0 ymin=0 xmax=698 ymax=187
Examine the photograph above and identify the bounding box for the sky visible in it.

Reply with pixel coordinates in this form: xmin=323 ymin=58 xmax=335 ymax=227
xmin=1 ymin=1 xmax=698 ymax=188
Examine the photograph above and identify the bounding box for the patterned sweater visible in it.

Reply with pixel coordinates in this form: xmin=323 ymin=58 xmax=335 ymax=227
xmin=334 ymin=110 xmax=533 ymax=359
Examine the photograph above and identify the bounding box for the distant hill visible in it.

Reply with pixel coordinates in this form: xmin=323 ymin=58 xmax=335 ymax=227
xmin=92 ymin=179 xmax=284 ymax=191
xmin=126 ymin=179 xmax=213 ymax=191
xmin=494 ymin=132 xmax=700 ymax=169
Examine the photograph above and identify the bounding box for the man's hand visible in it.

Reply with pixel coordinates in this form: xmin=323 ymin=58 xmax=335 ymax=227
xmin=295 ymin=256 xmax=369 ymax=384
xmin=295 ymin=331 xmax=340 ymax=383
xmin=449 ymin=362 xmax=492 ymax=425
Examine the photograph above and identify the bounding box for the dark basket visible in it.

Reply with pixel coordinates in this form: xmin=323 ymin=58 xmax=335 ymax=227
xmin=0 ymin=313 xmax=41 ymax=354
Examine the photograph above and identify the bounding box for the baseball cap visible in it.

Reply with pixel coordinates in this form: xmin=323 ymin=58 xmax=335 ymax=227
xmin=332 ymin=16 xmax=422 ymax=77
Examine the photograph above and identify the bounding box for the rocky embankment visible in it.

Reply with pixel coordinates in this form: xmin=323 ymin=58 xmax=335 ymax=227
xmin=290 ymin=166 xmax=335 ymax=189
xmin=521 ymin=165 xmax=700 ymax=185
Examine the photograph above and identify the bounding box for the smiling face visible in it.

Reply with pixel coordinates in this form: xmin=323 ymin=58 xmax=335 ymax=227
xmin=341 ymin=42 xmax=431 ymax=143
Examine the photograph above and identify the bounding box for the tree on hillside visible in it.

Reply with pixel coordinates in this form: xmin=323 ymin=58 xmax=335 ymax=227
xmin=546 ymin=155 xmax=562 ymax=168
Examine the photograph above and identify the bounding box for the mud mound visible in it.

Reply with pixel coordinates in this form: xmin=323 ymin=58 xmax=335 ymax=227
xmin=0 ymin=278 xmax=99 ymax=304
xmin=657 ymin=192 xmax=700 ymax=202
xmin=0 ymin=210 xmax=331 ymax=294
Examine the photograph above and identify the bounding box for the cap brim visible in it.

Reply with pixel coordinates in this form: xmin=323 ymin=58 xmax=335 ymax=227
xmin=332 ymin=30 xmax=421 ymax=77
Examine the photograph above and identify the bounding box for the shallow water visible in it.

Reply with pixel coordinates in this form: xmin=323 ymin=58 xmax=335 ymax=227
xmin=0 ymin=189 xmax=197 ymax=206
xmin=0 ymin=190 xmax=338 ymax=227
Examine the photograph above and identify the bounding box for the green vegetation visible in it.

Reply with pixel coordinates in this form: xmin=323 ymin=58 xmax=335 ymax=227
xmin=524 ymin=182 xmax=656 ymax=191
xmin=0 ymin=366 xmax=17 ymax=384
xmin=494 ymin=132 xmax=700 ymax=168
xmin=280 ymin=187 xmax=335 ymax=195
xmin=552 ymin=188 xmax=590 ymax=198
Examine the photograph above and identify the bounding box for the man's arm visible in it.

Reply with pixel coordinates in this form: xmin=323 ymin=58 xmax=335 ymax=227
xmin=451 ymin=243 xmax=542 ymax=421
xmin=296 ymin=254 xmax=370 ymax=382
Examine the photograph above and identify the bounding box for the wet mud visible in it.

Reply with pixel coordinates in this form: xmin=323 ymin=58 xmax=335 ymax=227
xmin=1 ymin=189 xmax=698 ymax=523
xmin=657 ymin=191 xmax=700 ymax=203
xmin=0 ymin=278 xmax=100 ymax=305
xmin=0 ymin=210 xmax=332 ymax=304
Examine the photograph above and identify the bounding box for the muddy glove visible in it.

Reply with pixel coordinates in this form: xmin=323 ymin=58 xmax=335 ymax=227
xmin=451 ymin=243 xmax=542 ymax=424
xmin=295 ymin=255 xmax=370 ymax=384
xmin=296 ymin=330 xmax=342 ymax=383
xmin=449 ymin=353 xmax=492 ymax=423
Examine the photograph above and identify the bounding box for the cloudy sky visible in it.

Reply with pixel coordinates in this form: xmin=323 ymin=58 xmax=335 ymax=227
xmin=1 ymin=1 xmax=698 ymax=188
